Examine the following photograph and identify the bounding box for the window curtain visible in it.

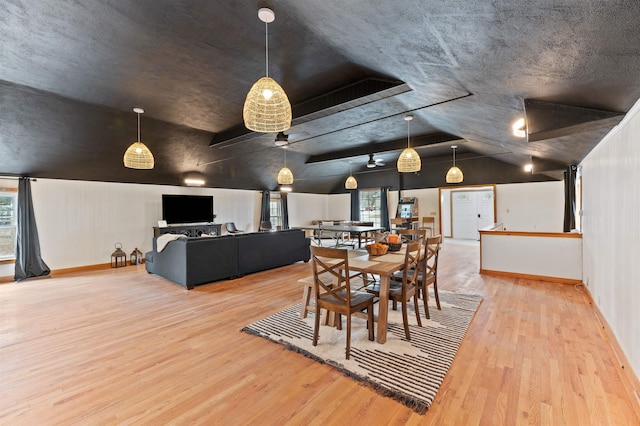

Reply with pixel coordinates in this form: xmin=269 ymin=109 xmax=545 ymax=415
xmin=380 ymin=186 xmax=390 ymax=231
xmin=14 ymin=177 xmax=50 ymax=282
xmin=350 ymin=189 xmax=360 ymax=221
xmin=281 ymin=192 xmax=289 ymax=229
xmin=260 ymin=190 xmax=270 ymax=229
xmin=563 ymin=165 xmax=577 ymax=232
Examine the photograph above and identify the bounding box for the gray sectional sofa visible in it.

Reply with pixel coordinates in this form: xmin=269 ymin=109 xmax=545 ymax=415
xmin=145 ymin=229 xmax=311 ymax=289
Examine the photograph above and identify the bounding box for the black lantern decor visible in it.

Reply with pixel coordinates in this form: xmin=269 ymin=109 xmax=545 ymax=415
xmin=130 ymin=247 xmax=143 ymax=266
xmin=111 ymin=242 xmax=127 ymax=268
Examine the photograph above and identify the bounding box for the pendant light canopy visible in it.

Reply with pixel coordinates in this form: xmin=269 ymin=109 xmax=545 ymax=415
xmin=277 ymin=146 xmax=293 ymax=185
xmin=124 ymin=107 xmax=154 ymax=169
xmin=397 ymin=115 xmax=421 ymax=173
xmin=446 ymin=145 xmax=464 ymax=183
xmin=345 ymin=161 xmax=357 ymax=189
xmin=243 ymin=8 xmax=292 ymax=133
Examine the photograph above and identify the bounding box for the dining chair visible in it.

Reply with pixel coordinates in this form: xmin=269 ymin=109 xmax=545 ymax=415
xmin=390 ymin=217 xmax=404 ymax=232
xmin=310 ymin=246 xmax=375 ymax=359
xmin=417 ymin=235 xmax=442 ymax=319
xmin=363 ymin=239 xmax=423 ymax=340
xmin=390 ymin=239 xmax=423 ymax=340
xmin=225 ymin=222 xmax=243 ymax=234
xmin=419 ymin=216 xmax=435 ymax=236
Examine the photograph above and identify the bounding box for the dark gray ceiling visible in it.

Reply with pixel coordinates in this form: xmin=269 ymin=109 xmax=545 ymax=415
xmin=1 ymin=0 xmax=639 ymax=193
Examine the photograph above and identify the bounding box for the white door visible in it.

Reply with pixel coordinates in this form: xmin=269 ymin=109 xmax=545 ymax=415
xmin=451 ymin=190 xmax=495 ymax=239
xmin=452 ymin=192 xmax=478 ymax=239
xmin=477 ymin=191 xmax=495 ymax=231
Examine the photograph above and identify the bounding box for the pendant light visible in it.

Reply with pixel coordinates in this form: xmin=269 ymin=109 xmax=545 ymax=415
xmin=397 ymin=115 xmax=421 ymax=173
xmin=446 ymin=145 xmax=464 ymax=183
xmin=345 ymin=161 xmax=357 ymax=189
xmin=277 ymin=146 xmax=293 ymax=185
xmin=123 ymin=107 xmax=154 ymax=169
xmin=243 ymin=8 xmax=292 ymax=133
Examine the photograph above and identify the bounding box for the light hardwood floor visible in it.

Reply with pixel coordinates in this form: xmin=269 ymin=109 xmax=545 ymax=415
xmin=1 ymin=242 xmax=639 ymax=425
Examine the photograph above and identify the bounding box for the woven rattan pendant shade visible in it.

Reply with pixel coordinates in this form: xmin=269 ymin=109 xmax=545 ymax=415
xmin=446 ymin=166 xmax=464 ymax=183
xmin=446 ymin=145 xmax=463 ymax=183
xmin=243 ymin=77 xmax=292 ymax=132
xmin=277 ymin=167 xmax=293 ymax=184
xmin=397 ymin=148 xmax=421 ymax=172
xmin=243 ymin=8 xmax=291 ymax=133
xmin=397 ymin=115 xmax=421 ymax=173
xmin=124 ymin=108 xmax=154 ymax=169
xmin=124 ymin=142 xmax=154 ymax=169
xmin=345 ymin=175 xmax=357 ymax=189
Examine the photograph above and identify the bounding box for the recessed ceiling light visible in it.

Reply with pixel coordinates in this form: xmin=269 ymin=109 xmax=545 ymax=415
xmin=512 ymin=117 xmax=526 ymax=138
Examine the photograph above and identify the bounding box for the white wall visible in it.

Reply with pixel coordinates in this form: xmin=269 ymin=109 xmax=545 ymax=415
xmin=496 ymin=181 xmax=565 ymax=232
xmin=581 ymin=98 xmax=640 ymax=381
xmin=287 ymin=192 xmax=332 ymax=226
xmin=20 ymin=179 xmax=260 ymax=271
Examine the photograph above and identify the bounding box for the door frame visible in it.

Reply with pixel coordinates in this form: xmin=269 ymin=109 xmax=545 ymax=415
xmin=438 ymin=184 xmax=497 ymax=238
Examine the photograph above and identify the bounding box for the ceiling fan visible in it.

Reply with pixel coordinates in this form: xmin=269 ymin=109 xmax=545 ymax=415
xmin=367 ymin=153 xmax=386 ymax=168
xmin=274 ymin=131 xmax=308 ymax=146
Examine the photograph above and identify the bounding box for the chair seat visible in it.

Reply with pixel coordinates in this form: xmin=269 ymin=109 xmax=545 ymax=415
xmin=319 ymin=289 xmax=375 ymax=307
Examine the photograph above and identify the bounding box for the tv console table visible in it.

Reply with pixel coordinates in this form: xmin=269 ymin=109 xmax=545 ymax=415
xmin=153 ymin=223 xmax=222 ymax=238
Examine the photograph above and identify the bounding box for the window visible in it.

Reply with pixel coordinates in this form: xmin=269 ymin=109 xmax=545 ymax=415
xmin=269 ymin=194 xmax=283 ymax=229
xmin=359 ymin=189 xmax=382 ymax=227
xmin=0 ymin=189 xmax=18 ymax=260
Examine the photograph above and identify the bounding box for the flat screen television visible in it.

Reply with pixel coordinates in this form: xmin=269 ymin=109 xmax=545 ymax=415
xmin=162 ymin=194 xmax=214 ymax=224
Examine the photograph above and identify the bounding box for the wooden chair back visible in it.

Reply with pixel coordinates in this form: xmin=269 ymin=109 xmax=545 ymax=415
xmin=420 ymin=216 xmax=435 ymax=236
xmin=310 ymin=246 xmax=351 ymax=308
xmin=396 ymin=228 xmax=427 ymax=243
xmin=418 ymin=234 xmax=442 ymax=319
xmin=310 ymin=245 xmax=375 ymax=359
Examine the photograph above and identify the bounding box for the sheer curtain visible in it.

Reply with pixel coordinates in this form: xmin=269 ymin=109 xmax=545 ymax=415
xmin=14 ymin=177 xmax=50 ymax=281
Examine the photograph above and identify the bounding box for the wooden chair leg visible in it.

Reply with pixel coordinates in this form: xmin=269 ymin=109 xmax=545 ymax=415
xmin=401 ymin=298 xmax=411 ymax=340
xmin=313 ymin=304 xmax=321 ymax=346
xmin=434 ymin=281 xmax=441 ymax=310
xmin=413 ymin=291 xmax=422 ymax=327
xmin=368 ymin=305 xmax=374 ymax=341
xmin=423 ymin=284 xmax=431 ymax=319
xmin=300 ymin=284 xmax=312 ymax=318
xmin=346 ymin=314 xmax=352 ymax=360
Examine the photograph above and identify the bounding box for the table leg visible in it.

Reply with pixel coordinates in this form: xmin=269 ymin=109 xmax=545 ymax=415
xmin=376 ymin=275 xmax=390 ymax=344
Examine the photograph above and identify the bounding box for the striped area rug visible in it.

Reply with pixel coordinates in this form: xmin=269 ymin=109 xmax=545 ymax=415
xmin=241 ymin=290 xmax=482 ymax=413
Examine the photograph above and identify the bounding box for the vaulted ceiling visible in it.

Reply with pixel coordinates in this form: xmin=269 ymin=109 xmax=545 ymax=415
xmin=1 ymin=1 xmax=639 ymax=193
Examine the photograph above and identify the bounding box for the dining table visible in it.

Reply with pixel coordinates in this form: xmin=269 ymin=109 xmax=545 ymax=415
xmin=344 ymin=247 xmax=411 ymax=344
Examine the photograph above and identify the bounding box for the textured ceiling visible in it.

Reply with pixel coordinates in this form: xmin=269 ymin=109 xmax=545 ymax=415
xmin=1 ymin=0 xmax=639 ymax=193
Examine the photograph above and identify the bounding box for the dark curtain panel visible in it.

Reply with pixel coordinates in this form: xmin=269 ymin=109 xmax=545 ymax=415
xmin=380 ymin=187 xmax=390 ymax=231
xmin=563 ymin=165 xmax=577 ymax=232
xmin=281 ymin=192 xmax=289 ymax=229
xmin=350 ymin=189 xmax=360 ymax=221
xmin=260 ymin=190 xmax=270 ymax=228
xmin=14 ymin=177 xmax=50 ymax=281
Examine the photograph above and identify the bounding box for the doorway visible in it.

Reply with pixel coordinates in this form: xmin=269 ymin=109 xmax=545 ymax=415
xmin=451 ymin=190 xmax=494 ymax=239
xmin=439 ymin=185 xmax=496 ymax=239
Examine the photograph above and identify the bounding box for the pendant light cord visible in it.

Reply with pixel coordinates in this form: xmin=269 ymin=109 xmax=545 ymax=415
xmin=453 ymin=147 xmax=456 ymax=166
xmin=137 ymin=112 xmax=141 ymax=142
xmin=407 ymin=119 xmax=411 ymax=148
xmin=265 ymin=21 xmax=269 ymax=78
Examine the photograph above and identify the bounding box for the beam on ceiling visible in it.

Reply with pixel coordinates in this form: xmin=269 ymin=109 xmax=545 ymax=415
xmin=524 ymin=99 xmax=624 ymax=142
xmin=209 ymin=77 xmax=412 ymax=147
xmin=305 ymin=132 xmax=461 ymax=164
